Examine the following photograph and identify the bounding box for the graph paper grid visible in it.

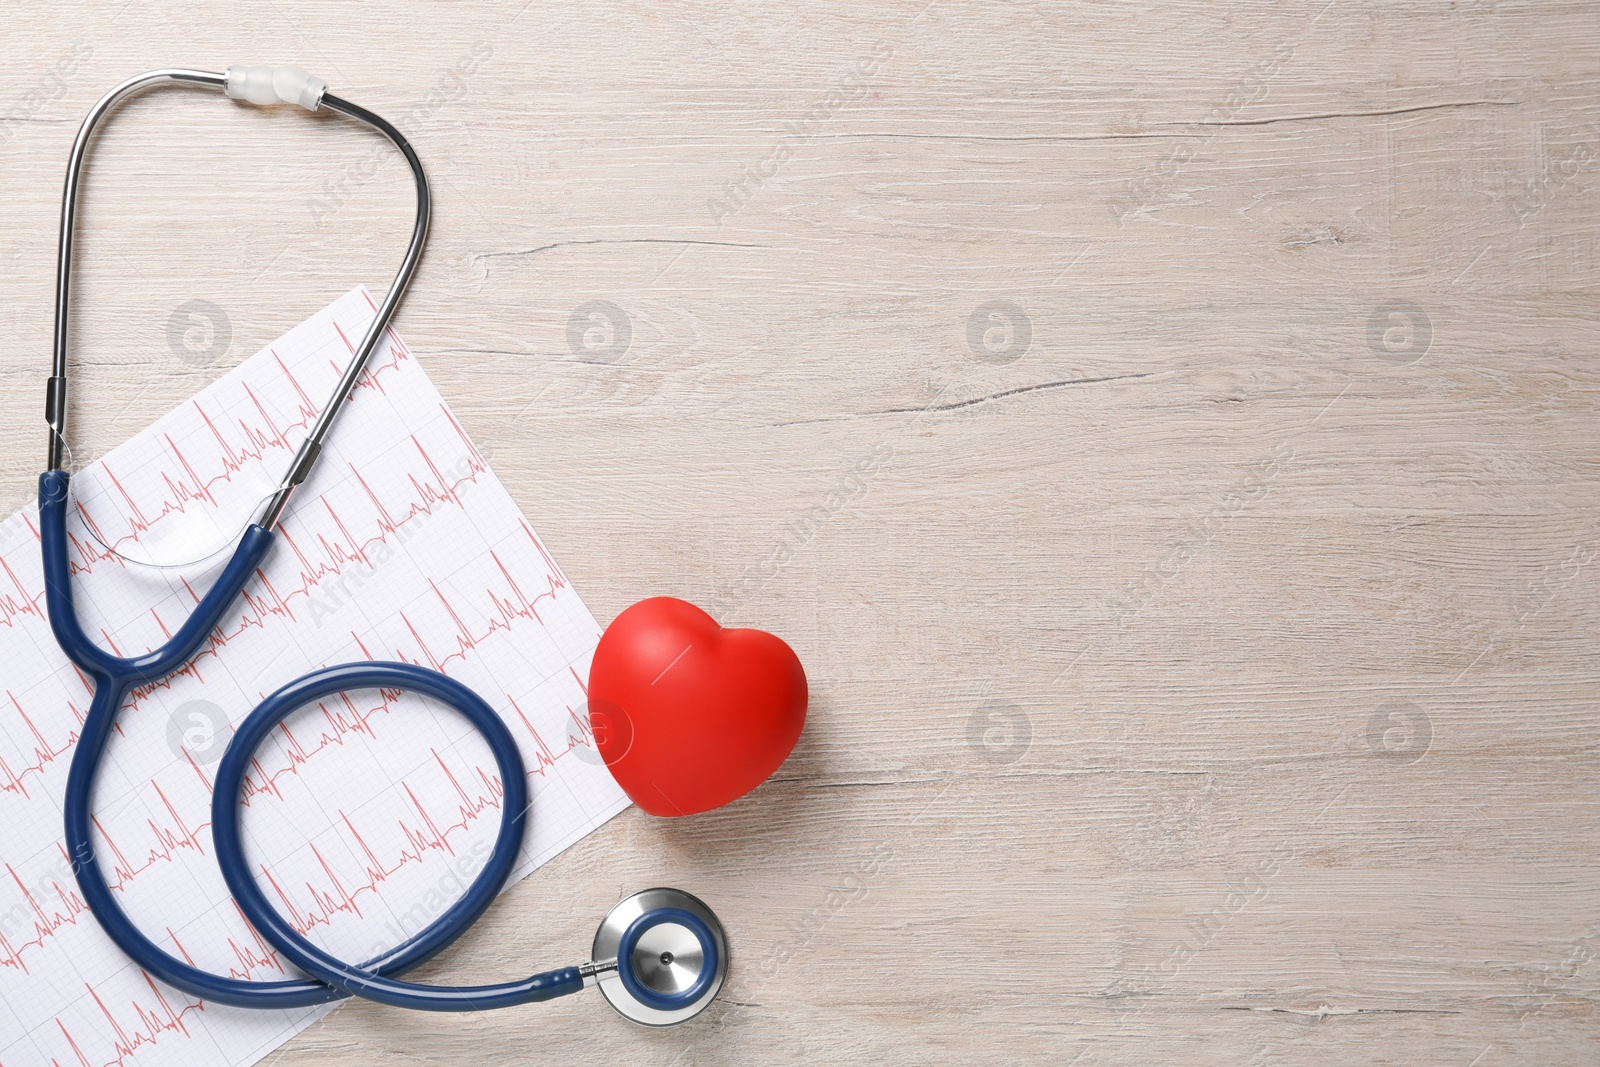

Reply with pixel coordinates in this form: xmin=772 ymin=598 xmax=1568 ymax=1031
xmin=0 ymin=287 xmax=629 ymax=1066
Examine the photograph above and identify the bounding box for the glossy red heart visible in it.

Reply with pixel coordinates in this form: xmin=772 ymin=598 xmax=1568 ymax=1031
xmin=588 ymin=597 xmax=807 ymax=816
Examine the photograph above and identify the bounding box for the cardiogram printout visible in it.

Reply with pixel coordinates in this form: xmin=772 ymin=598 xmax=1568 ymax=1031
xmin=0 ymin=287 xmax=630 ymax=1066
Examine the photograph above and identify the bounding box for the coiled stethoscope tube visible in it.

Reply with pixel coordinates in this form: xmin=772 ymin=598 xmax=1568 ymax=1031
xmin=41 ymin=66 xmax=726 ymax=1022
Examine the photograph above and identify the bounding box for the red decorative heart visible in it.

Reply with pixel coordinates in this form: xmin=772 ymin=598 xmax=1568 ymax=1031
xmin=588 ymin=597 xmax=807 ymax=817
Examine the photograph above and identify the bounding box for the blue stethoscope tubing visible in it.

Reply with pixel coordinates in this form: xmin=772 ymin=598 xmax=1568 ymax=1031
xmin=44 ymin=484 xmax=582 ymax=1011
xmin=211 ymin=663 xmax=586 ymax=1012
xmin=39 ymin=67 xmax=723 ymax=1019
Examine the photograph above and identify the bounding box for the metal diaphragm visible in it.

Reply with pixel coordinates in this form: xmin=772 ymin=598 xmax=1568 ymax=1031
xmin=591 ymin=888 xmax=728 ymax=1025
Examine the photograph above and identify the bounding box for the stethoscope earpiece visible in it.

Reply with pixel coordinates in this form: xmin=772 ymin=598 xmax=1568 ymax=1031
xmin=589 ymin=888 xmax=728 ymax=1025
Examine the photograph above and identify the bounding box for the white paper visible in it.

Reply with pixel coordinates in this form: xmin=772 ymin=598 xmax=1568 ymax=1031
xmin=0 ymin=287 xmax=629 ymax=1066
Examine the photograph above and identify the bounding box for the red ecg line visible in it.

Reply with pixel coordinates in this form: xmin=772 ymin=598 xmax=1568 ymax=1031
xmin=261 ymin=748 xmax=507 ymax=938
xmin=168 ymin=901 xmax=287 ymax=984
xmin=50 ymin=970 xmax=204 ymax=1067
xmin=0 ymin=848 xmax=88 ymax=976
xmin=69 ymin=317 xmax=411 ymax=567
xmin=0 ymin=399 xmax=574 ymax=796
xmin=116 ymin=426 xmax=562 ymax=712
xmin=93 ymin=778 xmax=207 ymax=893
xmin=0 ymin=690 xmax=86 ymax=800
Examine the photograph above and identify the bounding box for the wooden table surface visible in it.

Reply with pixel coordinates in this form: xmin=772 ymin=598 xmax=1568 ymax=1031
xmin=2 ymin=2 xmax=1596 ymax=1064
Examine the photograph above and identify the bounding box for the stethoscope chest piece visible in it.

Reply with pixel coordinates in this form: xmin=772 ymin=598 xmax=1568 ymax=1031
xmin=590 ymin=888 xmax=728 ymax=1025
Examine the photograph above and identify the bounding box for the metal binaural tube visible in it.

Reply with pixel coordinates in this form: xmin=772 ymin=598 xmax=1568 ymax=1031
xmin=44 ymin=69 xmax=431 ymax=543
xmin=48 ymin=69 xmax=224 ymax=471
xmin=257 ymin=90 xmax=430 ymax=529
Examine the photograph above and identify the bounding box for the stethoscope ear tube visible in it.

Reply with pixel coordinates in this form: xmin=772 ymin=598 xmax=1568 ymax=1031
xmin=47 ymin=502 xmax=348 ymax=1009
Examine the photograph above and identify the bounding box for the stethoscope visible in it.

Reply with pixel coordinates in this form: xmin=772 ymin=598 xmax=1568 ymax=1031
xmin=38 ymin=66 xmax=727 ymax=1025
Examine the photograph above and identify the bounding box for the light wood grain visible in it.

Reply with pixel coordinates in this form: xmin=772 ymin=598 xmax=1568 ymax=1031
xmin=3 ymin=1 xmax=1597 ymax=1063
